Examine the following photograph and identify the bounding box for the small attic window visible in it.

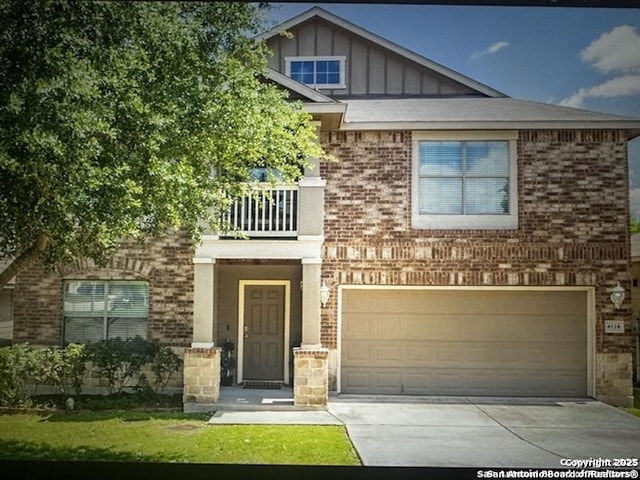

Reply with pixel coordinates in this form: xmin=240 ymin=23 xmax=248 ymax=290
xmin=285 ymin=56 xmax=346 ymax=89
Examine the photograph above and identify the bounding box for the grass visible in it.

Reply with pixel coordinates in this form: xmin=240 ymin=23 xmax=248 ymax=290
xmin=629 ymin=388 xmax=640 ymax=419
xmin=0 ymin=410 xmax=361 ymax=465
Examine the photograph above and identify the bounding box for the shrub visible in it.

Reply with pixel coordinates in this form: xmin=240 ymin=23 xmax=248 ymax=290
xmin=0 ymin=339 xmax=183 ymax=407
xmin=144 ymin=342 xmax=183 ymax=394
xmin=86 ymin=337 xmax=182 ymax=396
xmin=0 ymin=343 xmax=40 ymax=407
xmin=87 ymin=337 xmax=149 ymax=395
xmin=38 ymin=344 xmax=87 ymax=397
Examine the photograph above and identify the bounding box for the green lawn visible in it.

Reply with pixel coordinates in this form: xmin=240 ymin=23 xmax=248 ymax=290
xmin=629 ymin=388 xmax=640 ymax=419
xmin=0 ymin=411 xmax=361 ymax=465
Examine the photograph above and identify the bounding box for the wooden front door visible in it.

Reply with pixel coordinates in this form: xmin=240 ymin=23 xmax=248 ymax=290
xmin=242 ymin=285 xmax=285 ymax=380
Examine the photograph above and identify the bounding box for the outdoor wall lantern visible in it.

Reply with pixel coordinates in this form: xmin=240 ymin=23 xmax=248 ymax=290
xmin=320 ymin=281 xmax=331 ymax=308
xmin=610 ymin=282 xmax=625 ymax=309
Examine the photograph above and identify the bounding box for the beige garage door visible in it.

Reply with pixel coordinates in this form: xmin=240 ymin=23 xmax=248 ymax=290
xmin=341 ymin=289 xmax=588 ymax=396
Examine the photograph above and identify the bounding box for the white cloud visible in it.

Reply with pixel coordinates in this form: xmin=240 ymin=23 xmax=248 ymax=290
xmin=560 ymin=25 xmax=640 ymax=108
xmin=580 ymin=25 xmax=640 ymax=74
xmin=471 ymin=41 xmax=509 ymax=61
xmin=559 ymin=74 xmax=640 ymax=108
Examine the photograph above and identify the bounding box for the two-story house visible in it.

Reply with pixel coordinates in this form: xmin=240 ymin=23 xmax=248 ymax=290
xmin=10 ymin=7 xmax=640 ymax=407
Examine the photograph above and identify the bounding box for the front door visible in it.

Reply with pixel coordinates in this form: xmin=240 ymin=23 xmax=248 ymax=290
xmin=242 ymin=285 xmax=285 ymax=380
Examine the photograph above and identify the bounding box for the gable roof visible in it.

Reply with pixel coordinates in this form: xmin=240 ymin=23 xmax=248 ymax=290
xmin=265 ymin=67 xmax=336 ymax=104
xmin=258 ymin=7 xmax=640 ymax=136
xmin=0 ymin=259 xmax=14 ymax=286
xmin=256 ymin=7 xmax=506 ymax=99
xmin=264 ymin=68 xmax=346 ymax=128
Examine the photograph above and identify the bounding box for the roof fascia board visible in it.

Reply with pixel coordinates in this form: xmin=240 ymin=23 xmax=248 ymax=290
xmin=266 ymin=68 xmax=336 ymax=103
xmin=254 ymin=7 xmax=321 ymax=42
xmin=303 ymin=103 xmax=347 ymax=115
xmin=339 ymin=121 xmax=640 ymax=135
xmin=256 ymin=7 xmax=506 ymax=99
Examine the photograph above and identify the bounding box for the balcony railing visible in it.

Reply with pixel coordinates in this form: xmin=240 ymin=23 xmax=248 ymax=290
xmin=222 ymin=185 xmax=298 ymax=238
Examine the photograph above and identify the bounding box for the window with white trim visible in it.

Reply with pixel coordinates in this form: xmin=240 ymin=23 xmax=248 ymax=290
xmin=63 ymin=280 xmax=148 ymax=344
xmin=285 ymin=56 xmax=346 ymax=89
xmin=412 ymin=132 xmax=518 ymax=230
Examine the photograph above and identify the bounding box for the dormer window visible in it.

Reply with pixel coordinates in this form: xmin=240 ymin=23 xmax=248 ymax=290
xmin=285 ymin=56 xmax=346 ymax=89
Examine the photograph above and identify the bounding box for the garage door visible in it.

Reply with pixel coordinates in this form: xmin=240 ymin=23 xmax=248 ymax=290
xmin=341 ymin=289 xmax=588 ymax=396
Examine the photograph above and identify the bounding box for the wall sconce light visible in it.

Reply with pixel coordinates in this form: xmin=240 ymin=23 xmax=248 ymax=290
xmin=320 ymin=281 xmax=330 ymax=308
xmin=610 ymin=282 xmax=625 ymax=309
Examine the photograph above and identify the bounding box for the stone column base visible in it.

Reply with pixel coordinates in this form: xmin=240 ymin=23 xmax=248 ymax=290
xmin=183 ymin=347 xmax=221 ymax=404
xmin=596 ymin=352 xmax=633 ymax=408
xmin=293 ymin=347 xmax=329 ymax=408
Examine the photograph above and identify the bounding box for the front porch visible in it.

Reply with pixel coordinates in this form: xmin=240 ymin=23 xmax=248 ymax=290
xmin=184 ymin=230 xmax=330 ymax=408
xmin=183 ymin=344 xmax=329 ymax=411
xmin=184 ymin=385 xmax=296 ymax=412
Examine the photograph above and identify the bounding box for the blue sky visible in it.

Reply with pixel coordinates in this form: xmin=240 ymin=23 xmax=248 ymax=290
xmin=264 ymin=3 xmax=640 ymax=217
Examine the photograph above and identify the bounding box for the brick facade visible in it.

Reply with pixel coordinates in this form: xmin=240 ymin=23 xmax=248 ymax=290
xmin=9 ymin=128 xmax=635 ymax=405
xmin=319 ymin=130 xmax=633 ymax=400
xmin=13 ymin=232 xmax=194 ymax=347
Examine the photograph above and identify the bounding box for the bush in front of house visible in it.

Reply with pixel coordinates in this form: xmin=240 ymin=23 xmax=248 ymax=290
xmin=0 ymin=343 xmax=41 ymax=407
xmin=86 ymin=337 xmax=182 ymax=396
xmin=37 ymin=343 xmax=88 ymax=397
xmin=86 ymin=337 xmax=150 ymax=395
xmin=0 ymin=342 xmax=89 ymax=407
xmin=0 ymin=339 xmax=183 ymax=408
xmin=144 ymin=340 xmax=183 ymax=394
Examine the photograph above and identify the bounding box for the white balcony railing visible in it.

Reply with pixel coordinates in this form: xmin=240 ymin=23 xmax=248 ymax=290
xmin=222 ymin=185 xmax=298 ymax=238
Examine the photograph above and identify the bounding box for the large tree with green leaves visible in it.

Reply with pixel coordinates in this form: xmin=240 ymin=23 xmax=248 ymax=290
xmin=0 ymin=1 xmax=325 ymax=287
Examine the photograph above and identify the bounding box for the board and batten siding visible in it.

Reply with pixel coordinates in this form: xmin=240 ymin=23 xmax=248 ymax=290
xmin=265 ymin=18 xmax=478 ymax=97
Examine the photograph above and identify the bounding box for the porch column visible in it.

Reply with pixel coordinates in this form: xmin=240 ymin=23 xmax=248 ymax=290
xmin=298 ymin=178 xmax=326 ymax=236
xmin=192 ymin=258 xmax=216 ymax=347
xmin=301 ymin=259 xmax=322 ymax=348
xmin=298 ymin=122 xmax=326 ymax=238
xmin=296 ymin=259 xmax=329 ymax=407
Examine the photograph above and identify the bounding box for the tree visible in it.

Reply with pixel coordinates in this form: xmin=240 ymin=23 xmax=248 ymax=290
xmin=631 ymin=217 xmax=640 ymax=235
xmin=0 ymin=1 xmax=326 ymax=288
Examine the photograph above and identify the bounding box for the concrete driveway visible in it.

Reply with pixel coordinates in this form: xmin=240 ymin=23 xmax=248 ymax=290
xmin=208 ymin=393 xmax=640 ymax=468
xmin=327 ymin=396 xmax=640 ymax=468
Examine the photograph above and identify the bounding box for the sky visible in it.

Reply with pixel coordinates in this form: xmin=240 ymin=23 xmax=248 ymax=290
xmin=264 ymin=2 xmax=640 ymax=218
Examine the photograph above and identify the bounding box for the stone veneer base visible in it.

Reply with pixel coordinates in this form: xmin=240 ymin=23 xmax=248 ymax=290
xmin=293 ymin=348 xmax=329 ymax=407
xmin=596 ymin=352 xmax=633 ymax=408
xmin=183 ymin=347 xmax=221 ymax=405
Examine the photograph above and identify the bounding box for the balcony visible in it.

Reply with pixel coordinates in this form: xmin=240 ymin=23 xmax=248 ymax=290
xmin=222 ymin=185 xmax=298 ymax=238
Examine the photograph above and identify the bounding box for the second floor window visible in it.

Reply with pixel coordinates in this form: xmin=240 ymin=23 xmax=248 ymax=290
xmin=285 ymin=56 xmax=346 ymax=89
xmin=412 ymin=132 xmax=518 ymax=230
xmin=418 ymin=141 xmax=510 ymax=215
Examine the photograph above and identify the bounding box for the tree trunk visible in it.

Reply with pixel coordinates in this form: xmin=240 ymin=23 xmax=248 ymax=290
xmin=0 ymin=234 xmax=50 ymax=289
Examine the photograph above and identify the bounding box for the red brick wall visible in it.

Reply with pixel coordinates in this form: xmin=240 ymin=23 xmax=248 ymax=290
xmin=13 ymin=232 xmax=194 ymax=346
xmin=319 ymin=130 xmax=631 ymax=354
